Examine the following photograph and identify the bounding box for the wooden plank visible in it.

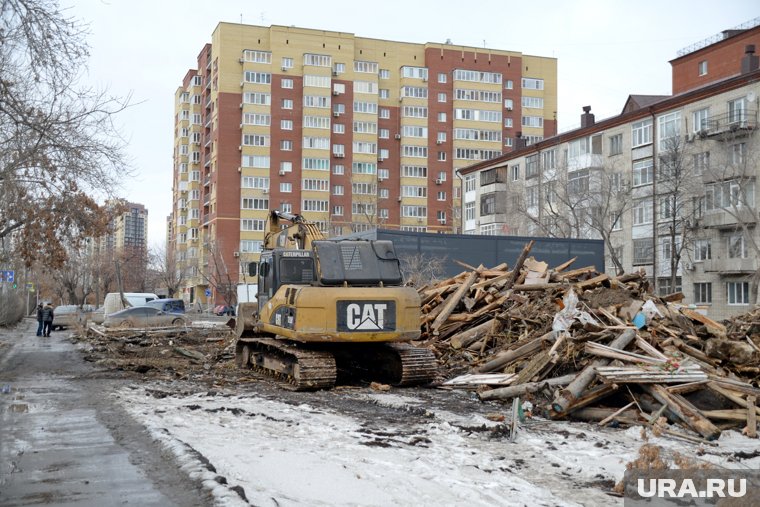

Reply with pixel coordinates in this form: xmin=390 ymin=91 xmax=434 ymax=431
xmin=707 ymin=383 xmax=760 ymax=416
xmin=642 ymin=384 xmax=721 ymax=440
xmin=555 ymin=266 xmax=596 ymax=280
xmin=598 ymin=402 xmax=636 ymax=426
xmin=478 ymin=374 xmax=576 ymax=401
xmin=552 ymin=257 xmax=577 ymax=273
xmin=636 ymin=336 xmax=670 ymax=361
xmin=584 ymin=342 xmax=667 ymax=366
xmin=442 ymin=373 xmax=517 ymax=387
xmin=475 ymin=330 xmax=558 ymax=373
xmin=575 ymin=273 xmax=610 ymax=290
xmin=504 ymin=240 xmax=534 ymax=290
xmin=431 ymin=270 xmax=479 ymax=334
xmin=550 ymin=329 xmax=636 ymax=415
xmin=747 ymin=396 xmax=757 ymax=438
xmin=680 ymin=308 xmax=727 ymax=338
xmin=449 ymin=319 xmax=496 ymax=350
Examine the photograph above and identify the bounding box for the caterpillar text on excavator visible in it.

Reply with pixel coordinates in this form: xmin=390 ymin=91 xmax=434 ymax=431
xmin=235 ymin=210 xmax=438 ymax=390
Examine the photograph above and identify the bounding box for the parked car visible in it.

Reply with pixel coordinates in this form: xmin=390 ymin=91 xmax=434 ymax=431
xmin=103 ymin=306 xmax=187 ymax=328
xmin=102 ymin=292 xmax=159 ymax=316
xmin=52 ymin=304 xmax=98 ymax=330
xmin=144 ymin=298 xmax=185 ymax=314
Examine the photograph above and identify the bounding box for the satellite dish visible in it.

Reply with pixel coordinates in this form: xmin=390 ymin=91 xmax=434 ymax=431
xmin=749 ymin=92 xmax=757 ymax=102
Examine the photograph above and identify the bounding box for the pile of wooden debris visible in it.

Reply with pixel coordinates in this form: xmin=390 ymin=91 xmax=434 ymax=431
xmin=419 ymin=241 xmax=760 ymax=441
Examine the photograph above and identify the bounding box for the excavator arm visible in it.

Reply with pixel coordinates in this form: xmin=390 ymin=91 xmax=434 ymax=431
xmin=264 ymin=210 xmax=325 ymax=250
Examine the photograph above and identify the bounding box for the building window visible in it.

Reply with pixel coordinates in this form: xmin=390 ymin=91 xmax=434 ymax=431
xmin=631 ymin=119 xmax=652 ymax=147
xmin=438 ymin=72 xmax=447 ymax=83
xmin=521 ymin=78 xmax=544 ymax=90
xmin=609 ymin=211 xmax=622 ymax=231
xmin=480 ymin=194 xmax=496 ymax=215
xmin=632 ymin=198 xmax=653 ymax=225
xmin=333 ymin=164 xmax=344 ymax=175
xmin=525 ymin=154 xmax=539 ymax=178
xmin=694 ymin=282 xmax=712 ymax=304
xmin=658 ymin=111 xmax=681 ymax=142
xmin=504 ymin=79 xmax=513 ymax=90
xmin=379 ymin=69 xmax=390 ymax=79
xmin=379 ymin=88 xmax=389 ymax=99
xmin=632 ymin=238 xmax=653 ymax=265
xmin=609 ymin=134 xmax=622 ymax=156
xmin=698 ymin=60 xmax=707 ymax=76
xmin=379 ymin=108 xmax=390 ymax=119
xmin=511 ymin=164 xmax=520 ymax=181
xmin=437 ymin=112 xmax=447 ymax=123
xmin=632 ymin=158 xmax=654 ymax=186
xmin=727 ymin=282 xmax=749 ymax=305
xmin=332 ymin=185 xmax=344 ymax=196
xmin=280 ymin=182 xmax=292 ymax=193
xmin=694 ymin=239 xmax=711 ymax=261
xmin=658 ymin=277 xmax=681 ymax=296
xmin=693 ymin=108 xmax=709 ymax=132
xmin=280 ymin=140 xmax=293 ymax=151
xmin=693 ymin=151 xmax=710 ymax=175
xmin=281 ymin=78 xmax=293 ymax=89
xmin=281 ymin=57 xmax=293 ymax=69
xmin=332 ymin=205 xmax=344 ymax=216
xmin=281 ymin=119 xmax=293 ymax=130
xmin=437 ymin=151 xmax=446 ymax=161
xmin=438 ymin=92 xmax=447 ymax=103
xmin=282 ymin=99 xmax=293 ymax=109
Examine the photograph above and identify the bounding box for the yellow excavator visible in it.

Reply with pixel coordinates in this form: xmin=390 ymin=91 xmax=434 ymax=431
xmin=235 ymin=210 xmax=438 ymax=390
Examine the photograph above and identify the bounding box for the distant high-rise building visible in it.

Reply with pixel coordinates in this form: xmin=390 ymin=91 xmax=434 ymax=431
xmin=170 ymin=23 xmax=557 ymax=303
xmin=91 ymin=200 xmax=148 ymax=292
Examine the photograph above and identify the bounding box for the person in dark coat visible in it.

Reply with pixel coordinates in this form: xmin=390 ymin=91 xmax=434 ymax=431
xmin=41 ymin=303 xmax=54 ymax=337
xmin=35 ymin=303 xmax=44 ymax=336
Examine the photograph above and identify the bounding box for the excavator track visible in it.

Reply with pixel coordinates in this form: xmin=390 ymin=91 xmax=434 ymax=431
xmin=237 ymin=337 xmax=337 ymax=391
xmin=331 ymin=342 xmax=438 ymax=387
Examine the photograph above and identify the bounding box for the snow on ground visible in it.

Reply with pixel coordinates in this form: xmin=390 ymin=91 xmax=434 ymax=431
xmin=115 ymin=385 xmax=760 ymax=507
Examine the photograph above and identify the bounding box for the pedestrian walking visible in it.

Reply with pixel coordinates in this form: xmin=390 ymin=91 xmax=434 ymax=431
xmin=35 ymin=303 xmax=44 ymax=336
xmin=41 ymin=303 xmax=54 ymax=337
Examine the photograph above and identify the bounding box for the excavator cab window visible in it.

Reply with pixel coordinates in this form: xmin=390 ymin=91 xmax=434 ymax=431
xmin=247 ymin=262 xmax=258 ymax=277
xmin=279 ymin=257 xmax=315 ymax=284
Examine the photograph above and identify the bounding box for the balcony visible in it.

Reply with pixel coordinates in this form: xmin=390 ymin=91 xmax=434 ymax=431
xmin=702 ymin=110 xmax=757 ymax=139
xmin=703 ymin=256 xmax=757 ymax=274
xmin=699 ymin=207 xmax=756 ymax=230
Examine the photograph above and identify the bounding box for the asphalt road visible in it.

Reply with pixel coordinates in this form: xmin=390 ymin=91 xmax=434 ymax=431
xmin=0 ymin=319 xmax=210 ymax=507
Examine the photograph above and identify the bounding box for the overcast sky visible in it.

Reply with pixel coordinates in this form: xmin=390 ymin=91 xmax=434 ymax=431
xmin=65 ymin=0 xmax=757 ymax=248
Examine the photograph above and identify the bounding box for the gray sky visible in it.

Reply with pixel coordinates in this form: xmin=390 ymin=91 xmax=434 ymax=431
xmin=65 ymin=0 xmax=758 ymax=248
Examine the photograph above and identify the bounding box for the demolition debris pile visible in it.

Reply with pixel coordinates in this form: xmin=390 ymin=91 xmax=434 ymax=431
xmin=419 ymin=240 xmax=760 ymax=441
xmin=81 ymin=322 xmax=237 ymax=382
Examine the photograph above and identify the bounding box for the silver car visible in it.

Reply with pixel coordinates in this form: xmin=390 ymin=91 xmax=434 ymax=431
xmin=103 ymin=306 xmax=187 ymax=328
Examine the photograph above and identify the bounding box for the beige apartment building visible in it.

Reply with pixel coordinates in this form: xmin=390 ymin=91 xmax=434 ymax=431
xmin=458 ymin=22 xmax=760 ymax=320
xmin=170 ymin=23 xmax=557 ymax=304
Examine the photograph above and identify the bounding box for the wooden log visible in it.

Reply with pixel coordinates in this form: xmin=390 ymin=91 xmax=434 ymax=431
xmin=550 ymin=329 xmax=636 ymax=414
xmin=557 ymin=384 xmax=618 ymax=417
xmin=641 ymin=384 xmax=721 ymax=440
xmin=471 ymin=272 xmax=512 ymax=290
xmin=707 ymin=377 xmax=760 ymax=398
xmin=747 ymin=396 xmax=757 ymax=438
xmin=475 ymin=331 xmax=558 ymax=373
xmin=504 ymin=240 xmax=534 ymax=290
xmin=555 ymin=266 xmax=596 ymax=280
xmin=552 ymin=257 xmax=577 ymax=273
xmin=707 ymin=383 xmax=760 ymax=416
xmin=449 ymin=319 xmax=496 ymax=349
xmin=431 ymin=270 xmax=479 ymax=334
xmin=680 ymin=308 xmax=727 ymax=338
xmin=478 ymin=373 xmax=576 ymax=401
xmin=598 ymin=402 xmax=636 ymax=426
xmin=702 ymin=409 xmax=749 ymax=421
xmin=666 ymin=380 xmax=709 ymax=394
xmin=584 ymin=342 xmax=667 ymax=366
xmin=635 ymin=336 xmax=670 ymax=361
xmin=571 ymin=407 xmax=639 ymax=423
xmin=511 ymin=282 xmax=563 ymax=291
xmin=574 ymin=273 xmax=610 ymax=290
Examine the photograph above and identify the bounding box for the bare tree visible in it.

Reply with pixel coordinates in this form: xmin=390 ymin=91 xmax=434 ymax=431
xmin=197 ymin=240 xmax=237 ymax=309
xmin=399 ymin=252 xmax=447 ymax=288
xmin=0 ymin=0 xmax=130 ymax=268
xmin=148 ymin=243 xmax=186 ymax=298
xmin=515 ymin=156 xmax=633 ymax=275
xmin=50 ymin=246 xmax=95 ymax=305
xmin=655 ymin=134 xmax=704 ymax=293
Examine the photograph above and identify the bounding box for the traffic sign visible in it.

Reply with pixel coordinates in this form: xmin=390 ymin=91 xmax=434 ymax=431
xmin=0 ymin=270 xmax=14 ymax=283
xmin=26 ymin=283 xmax=35 ymax=292
xmin=204 ymin=288 xmax=212 ymax=297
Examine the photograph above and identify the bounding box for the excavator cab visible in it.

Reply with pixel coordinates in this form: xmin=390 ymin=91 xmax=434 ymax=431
xmin=256 ymin=249 xmax=315 ymax=308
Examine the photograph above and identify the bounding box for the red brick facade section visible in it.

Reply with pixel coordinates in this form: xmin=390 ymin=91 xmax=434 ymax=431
xmin=671 ymin=27 xmax=760 ymax=95
xmin=425 ymin=48 xmax=522 ymax=230
xmin=270 ymin=74 xmax=304 ymax=214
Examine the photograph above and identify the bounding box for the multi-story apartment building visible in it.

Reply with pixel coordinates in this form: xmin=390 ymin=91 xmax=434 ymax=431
xmin=88 ymin=200 xmax=149 ymax=292
xmin=458 ymin=21 xmax=760 ymax=320
xmin=170 ymin=23 xmax=556 ymax=303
